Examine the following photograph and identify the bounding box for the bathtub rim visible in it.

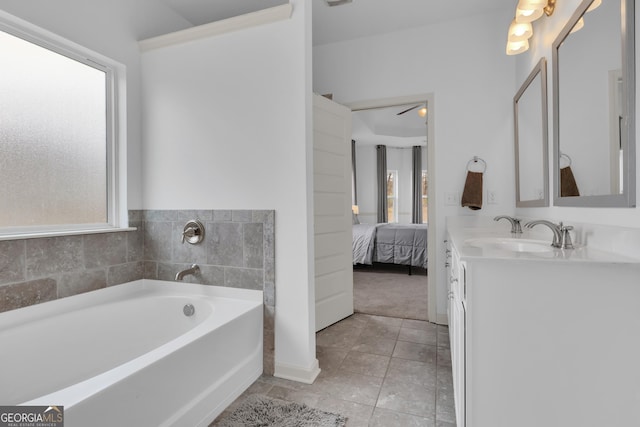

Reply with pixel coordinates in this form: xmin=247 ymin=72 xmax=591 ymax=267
xmin=0 ymin=279 xmax=263 ymax=408
xmin=0 ymin=279 xmax=263 ymax=331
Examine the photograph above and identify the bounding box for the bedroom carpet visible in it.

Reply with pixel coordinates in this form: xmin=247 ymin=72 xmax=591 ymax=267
xmin=353 ymin=269 xmax=428 ymax=321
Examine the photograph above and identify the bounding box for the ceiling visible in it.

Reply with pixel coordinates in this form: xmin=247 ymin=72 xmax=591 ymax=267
xmin=158 ymin=0 xmax=288 ymax=27
xmin=154 ymin=0 xmax=506 ymax=147
xmin=312 ymin=0 xmax=505 ymax=46
xmin=156 ymin=0 xmax=507 ymax=46
xmin=353 ymin=103 xmax=427 ymax=148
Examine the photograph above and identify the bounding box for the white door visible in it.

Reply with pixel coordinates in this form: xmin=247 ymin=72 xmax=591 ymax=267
xmin=313 ymin=94 xmax=353 ymax=332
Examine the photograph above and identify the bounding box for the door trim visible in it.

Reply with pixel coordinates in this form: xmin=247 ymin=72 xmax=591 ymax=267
xmin=345 ymin=93 xmax=437 ymax=324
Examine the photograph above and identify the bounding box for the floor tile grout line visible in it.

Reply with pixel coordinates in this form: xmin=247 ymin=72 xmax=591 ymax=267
xmin=371 ymin=332 xmax=399 ymax=412
xmin=217 ymin=314 xmax=452 ymax=426
xmin=365 ymin=315 xmax=448 ymax=424
xmin=434 ymin=351 xmax=442 ymax=424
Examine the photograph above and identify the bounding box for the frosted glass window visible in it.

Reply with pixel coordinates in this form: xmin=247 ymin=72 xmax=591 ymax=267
xmin=0 ymin=29 xmax=109 ymax=228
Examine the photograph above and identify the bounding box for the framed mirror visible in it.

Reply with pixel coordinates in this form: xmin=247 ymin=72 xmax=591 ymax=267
xmin=552 ymin=0 xmax=635 ymax=207
xmin=515 ymin=57 xmax=549 ymax=207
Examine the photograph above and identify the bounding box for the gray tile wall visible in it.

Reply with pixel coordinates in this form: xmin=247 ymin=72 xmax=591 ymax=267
xmin=0 ymin=211 xmax=144 ymax=313
xmin=0 ymin=209 xmax=276 ymax=375
xmin=142 ymin=209 xmax=275 ymax=375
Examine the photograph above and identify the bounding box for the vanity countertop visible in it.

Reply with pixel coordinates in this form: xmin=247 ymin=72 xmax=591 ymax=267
xmin=447 ymin=219 xmax=640 ymax=265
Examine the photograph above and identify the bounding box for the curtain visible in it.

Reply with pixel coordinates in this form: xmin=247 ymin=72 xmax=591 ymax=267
xmin=351 ymin=140 xmax=358 ymax=205
xmin=376 ymin=145 xmax=388 ymax=223
xmin=412 ymin=146 xmax=423 ymax=223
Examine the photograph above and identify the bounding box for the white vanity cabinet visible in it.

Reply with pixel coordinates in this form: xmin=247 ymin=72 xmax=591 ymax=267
xmin=446 ymin=238 xmax=466 ymax=427
xmin=446 ymin=229 xmax=640 ymax=427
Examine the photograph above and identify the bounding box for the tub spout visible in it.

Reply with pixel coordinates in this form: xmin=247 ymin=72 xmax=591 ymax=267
xmin=175 ymin=264 xmax=200 ymax=281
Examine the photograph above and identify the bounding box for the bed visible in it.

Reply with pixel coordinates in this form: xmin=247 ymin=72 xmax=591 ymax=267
xmin=353 ymin=223 xmax=428 ymax=271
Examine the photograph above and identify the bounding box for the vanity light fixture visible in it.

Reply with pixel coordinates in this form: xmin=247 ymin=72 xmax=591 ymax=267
xmin=515 ymin=0 xmax=544 ymax=23
xmin=542 ymin=0 xmax=556 ymax=17
xmin=506 ymin=0 xmax=556 ymax=55
xmin=508 ymin=19 xmax=533 ymax=42
xmin=587 ymin=0 xmax=601 ymax=12
xmin=506 ymin=39 xmax=530 ymax=55
xmin=520 ymin=0 xmax=547 ymax=7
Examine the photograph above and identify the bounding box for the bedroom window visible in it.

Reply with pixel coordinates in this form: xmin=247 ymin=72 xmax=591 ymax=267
xmin=387 ymin=170 xmax=398 ymax=223
xmin=0 ymin=20 xmax=125 ymax=238
xmin=422 ymin=170 xmax=428 ymax=223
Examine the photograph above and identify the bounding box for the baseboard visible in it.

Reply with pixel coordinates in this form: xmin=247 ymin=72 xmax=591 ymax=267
xmin=274 ymin=359 xmax=321 ymax=384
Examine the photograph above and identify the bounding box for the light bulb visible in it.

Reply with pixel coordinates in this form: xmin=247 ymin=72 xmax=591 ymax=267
xmin=506 ymin=39 xmax=529 ymax=55
xmin=418 ymin=107 xmax=427 ymax=118
xmin=519 ymin=0 xmax=547 ymax=8
xmin=515 ymin=5 xmax=544 ymax=23
xmin=508 ymin=20 xmax=533 ymax=42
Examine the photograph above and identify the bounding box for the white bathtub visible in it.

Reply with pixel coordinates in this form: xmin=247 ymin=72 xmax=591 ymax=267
xmin=0 ymin=279 xmax=263 ymax=427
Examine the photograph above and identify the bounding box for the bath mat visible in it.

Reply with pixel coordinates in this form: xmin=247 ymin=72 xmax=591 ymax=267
xmin=215 ymin=394 xmax=347 ymax=427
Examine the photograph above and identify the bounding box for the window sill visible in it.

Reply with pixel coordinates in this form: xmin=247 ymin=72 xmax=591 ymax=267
xmin=0 ymin=227 xmax=138 ymax=242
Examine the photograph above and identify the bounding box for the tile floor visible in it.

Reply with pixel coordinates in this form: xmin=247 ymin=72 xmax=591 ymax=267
xmin=212 ymin=313 xmax=456 ymax=426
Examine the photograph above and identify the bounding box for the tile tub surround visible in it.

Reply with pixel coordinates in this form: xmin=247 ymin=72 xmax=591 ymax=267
xmin=0 ymin=211 xmax=145 ymax=313
xmin=142 ymin=209 xmax=276 ymax=375
xmin=0 ymin=209 xmax=276 ymax=375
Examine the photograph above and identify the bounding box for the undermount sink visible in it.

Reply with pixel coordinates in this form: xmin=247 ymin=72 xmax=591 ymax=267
xmin=464 ymin=237 xmax=554 ymax=253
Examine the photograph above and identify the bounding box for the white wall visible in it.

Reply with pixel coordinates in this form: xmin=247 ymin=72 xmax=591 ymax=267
xmin=0 ymin=0 xmax=191 ymax=209
xmin=141 ymin=1 xmax=318 ymax=378
xmin=515 ymin=0 xmax=640 ymax=225
xmin=355 ymin=145 xmax=426 ymax=224
xmin=315 ymin=9 xmax=516 ymax=321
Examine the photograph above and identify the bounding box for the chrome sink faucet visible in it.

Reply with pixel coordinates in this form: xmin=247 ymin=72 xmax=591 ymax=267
xmin=524 ymin=220 xmax=574 ymax=249
xmin=494 ymin=215 xmax=523 ymax=234
xmin=175 ymin=264 xmax=200 ymax=281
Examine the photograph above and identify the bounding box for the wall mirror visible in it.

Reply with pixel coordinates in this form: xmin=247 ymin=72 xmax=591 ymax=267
xmin=515 ymin=57 xmax=549 ymax=207
xmin=552 ymin=0 xmax=635 ymax=207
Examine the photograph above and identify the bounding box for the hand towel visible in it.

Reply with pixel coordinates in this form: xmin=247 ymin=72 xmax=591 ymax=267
xmin=560 ymin=166 xmax=580 ymax=197
xmin=461 ymin=171 xmax=483 ymax=210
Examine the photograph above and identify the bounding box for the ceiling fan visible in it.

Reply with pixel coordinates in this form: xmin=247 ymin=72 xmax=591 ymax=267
xmin=397 ymin=104 xmax=427 ymax=117
xmin=325 ymin=0 xmax=352 ymax=6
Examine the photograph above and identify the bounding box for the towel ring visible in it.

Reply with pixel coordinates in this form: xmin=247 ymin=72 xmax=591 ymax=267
xmin=466 ymin=156 xmax=487 ymax=173
xmin=560 ymin=152 xmax=572 ymax=167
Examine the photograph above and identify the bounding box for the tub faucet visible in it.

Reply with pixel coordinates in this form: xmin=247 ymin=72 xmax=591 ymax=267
xmin=524 ymin=220 xmax=574 ymax=249
xmin=494 ymin=215 xmax=523 ymax=234
xmin=175 ymin=264 xmax=200 ymax=281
